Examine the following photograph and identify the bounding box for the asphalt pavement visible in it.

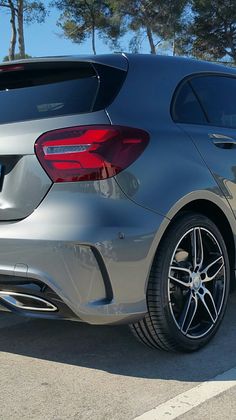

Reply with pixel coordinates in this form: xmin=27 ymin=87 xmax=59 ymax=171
xmin=1 ymin=293 xmax=236 ymax=419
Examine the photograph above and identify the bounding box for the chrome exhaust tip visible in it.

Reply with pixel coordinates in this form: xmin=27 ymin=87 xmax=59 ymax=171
xmin=0 ymin=291 xmax=57 ymax=312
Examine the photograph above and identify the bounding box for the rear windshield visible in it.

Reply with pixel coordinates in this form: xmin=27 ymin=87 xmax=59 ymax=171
xmin=0 ymin=62 xmax=110 ymax=124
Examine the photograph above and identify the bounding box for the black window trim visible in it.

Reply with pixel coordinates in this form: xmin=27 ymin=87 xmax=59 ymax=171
xmin=171 ymin=71 xmax=236 ymax=129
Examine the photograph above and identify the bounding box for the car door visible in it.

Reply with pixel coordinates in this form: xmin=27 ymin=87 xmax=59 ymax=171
xmin=172 ymin=73 xmax=236 ymax=216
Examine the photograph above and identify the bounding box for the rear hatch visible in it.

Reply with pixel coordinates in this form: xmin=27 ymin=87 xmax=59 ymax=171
xmin=0 ymin=56 xmax=127 ymax=220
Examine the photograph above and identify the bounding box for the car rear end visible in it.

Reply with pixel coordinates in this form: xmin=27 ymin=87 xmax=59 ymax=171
xmin=0 ymin=54 xmax=164 ymax=324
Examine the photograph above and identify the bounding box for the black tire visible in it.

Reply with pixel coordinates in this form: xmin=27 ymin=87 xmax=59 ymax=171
xmin=130 ymin=212 xmax=230 ymax=352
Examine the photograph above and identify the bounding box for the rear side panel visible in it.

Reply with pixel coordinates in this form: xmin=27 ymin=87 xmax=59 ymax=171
xmin=107 ymin=55 xmax=236 ymax=221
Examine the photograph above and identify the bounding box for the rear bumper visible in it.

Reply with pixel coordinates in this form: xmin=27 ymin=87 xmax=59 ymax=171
xmin=0 ymin=180 xmax=168 ymax=324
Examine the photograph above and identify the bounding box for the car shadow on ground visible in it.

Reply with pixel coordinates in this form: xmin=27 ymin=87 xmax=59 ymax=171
xmin=0 ymin=292 xmax=236 ymax=383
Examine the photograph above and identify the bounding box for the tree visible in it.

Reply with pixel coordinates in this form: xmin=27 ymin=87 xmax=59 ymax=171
xmin=52 ymin=0 xmax=123 ymax=55
xmin=177 ymin=0 xmax=236 ymax=62
xmin=17 ymin=1 xmax=47 ymax=58
xmin=0 ymin=1 xmax=17 ymax=60
xmin=0 ymin=0 xmax=47 ymax=60
xmin=110 ymin=0 xmax=188 ymax=55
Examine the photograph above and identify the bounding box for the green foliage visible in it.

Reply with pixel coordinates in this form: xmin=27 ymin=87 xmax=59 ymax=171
xmin=3 ymin=52 xmax=32 ymax=61
xmin=177 ymin=0 xmax=236 ymax=62
xmin=52 ymin=0 xmax=124 ymax=54
xmin=0 ymin=0 xmax=47 ymax=24
xmin=23 ymin=1 xmax=47 ymax=24
xmin=110 ymin=0 xmax=188 ymax=54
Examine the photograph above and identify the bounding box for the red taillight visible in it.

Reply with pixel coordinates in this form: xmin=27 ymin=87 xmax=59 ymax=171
xmin=0 ymin=65 xmax=24 ymax=72
xmin=35 ymin=125 xmax=149 ymax=182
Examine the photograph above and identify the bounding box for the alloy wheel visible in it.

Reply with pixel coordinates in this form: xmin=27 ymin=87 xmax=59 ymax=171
xmin=168 ymin=227 xmax=226 ymax=339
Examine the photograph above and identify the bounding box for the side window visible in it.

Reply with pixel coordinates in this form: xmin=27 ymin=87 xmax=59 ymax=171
xmin=172 ymin=81 xmax=207 ymax=124
xmin=190 ymin=76 xmax=236 ymax=129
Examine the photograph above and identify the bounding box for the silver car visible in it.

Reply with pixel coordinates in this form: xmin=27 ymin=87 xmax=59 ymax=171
xmin=0 ymin=53 xmax=235 ymax=352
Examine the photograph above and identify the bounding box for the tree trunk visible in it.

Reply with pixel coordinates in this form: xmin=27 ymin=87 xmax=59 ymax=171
xmin=173 ymin=32 xmax=176 ymax=56
xmin=229 ymin=41 xmax=236 ymax=64
xmin=17 ymin=0 xmax=25 ymax=58
xmin=8 ymin=0 xmax=17 ymax=60
xmin=91 ymin=25 xmax=96 ymax=55
xmin=146 ymin=26 xmax=156 ymax=54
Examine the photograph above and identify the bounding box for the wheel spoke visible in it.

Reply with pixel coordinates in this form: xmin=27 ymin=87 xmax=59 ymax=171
xmin=169 ymin=275 xmax=191 ymax=288
xmin=179 ymin=292 xmax=198 ymax=334
xmin=197 ymin=228 xmax=204 ymax=270
xmin=191 ymin=228 xmax=198 ymax=270
xmin=170 ymin=266 xmax=191 ymax=275
xmin=198 ymin=287 xmax=218 ymax=324
xmin=169 ymin=266 xmax=191 ymax=288
xmin=191 ymin=228 xmax=204 ymax=270
xmin=202 ymin=256 xmax=224 ymax=282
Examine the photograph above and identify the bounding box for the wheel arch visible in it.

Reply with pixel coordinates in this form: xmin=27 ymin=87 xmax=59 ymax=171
xmin=177 ymin=200 xmax=235 ymax=287
xmin=148 ymin=196 xmax=236 ymax=291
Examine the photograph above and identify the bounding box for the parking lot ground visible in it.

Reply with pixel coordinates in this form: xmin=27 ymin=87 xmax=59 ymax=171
xmin=0 ymin=292 xmax=236 ymax=420
xmin=179 ymin=386 xmax=236 ymax=420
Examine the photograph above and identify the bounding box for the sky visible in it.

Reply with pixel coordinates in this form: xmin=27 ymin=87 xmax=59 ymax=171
xmin=0 ymin=2 xmax=154 ymax=60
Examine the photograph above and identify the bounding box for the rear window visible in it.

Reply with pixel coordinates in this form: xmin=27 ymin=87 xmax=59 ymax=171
xmin=0 ymin=61 xmax=126 ymax=124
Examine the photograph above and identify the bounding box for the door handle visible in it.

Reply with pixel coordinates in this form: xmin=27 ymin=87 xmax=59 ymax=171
xmin=208 ymin=133 xmax=236 ymax=148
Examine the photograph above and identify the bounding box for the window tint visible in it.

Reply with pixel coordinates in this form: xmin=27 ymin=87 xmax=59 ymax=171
xmin=190 ymin=75 xmax=236 ymax=128
xmin=0 ymin=63 xmax=98 ymax=124
xmin=172 ymin=81 xmax=207 ymax=124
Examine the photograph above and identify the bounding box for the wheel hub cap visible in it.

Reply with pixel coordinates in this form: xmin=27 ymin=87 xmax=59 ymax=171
xmin=192 ymin=273 xmax=201 ymax=290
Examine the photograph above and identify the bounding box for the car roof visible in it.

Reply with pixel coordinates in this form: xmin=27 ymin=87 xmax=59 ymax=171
xmin=1 ymin=53 xmax=236 ymax=75
xmin=125 ymin=53 xmax=236 ymax=76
